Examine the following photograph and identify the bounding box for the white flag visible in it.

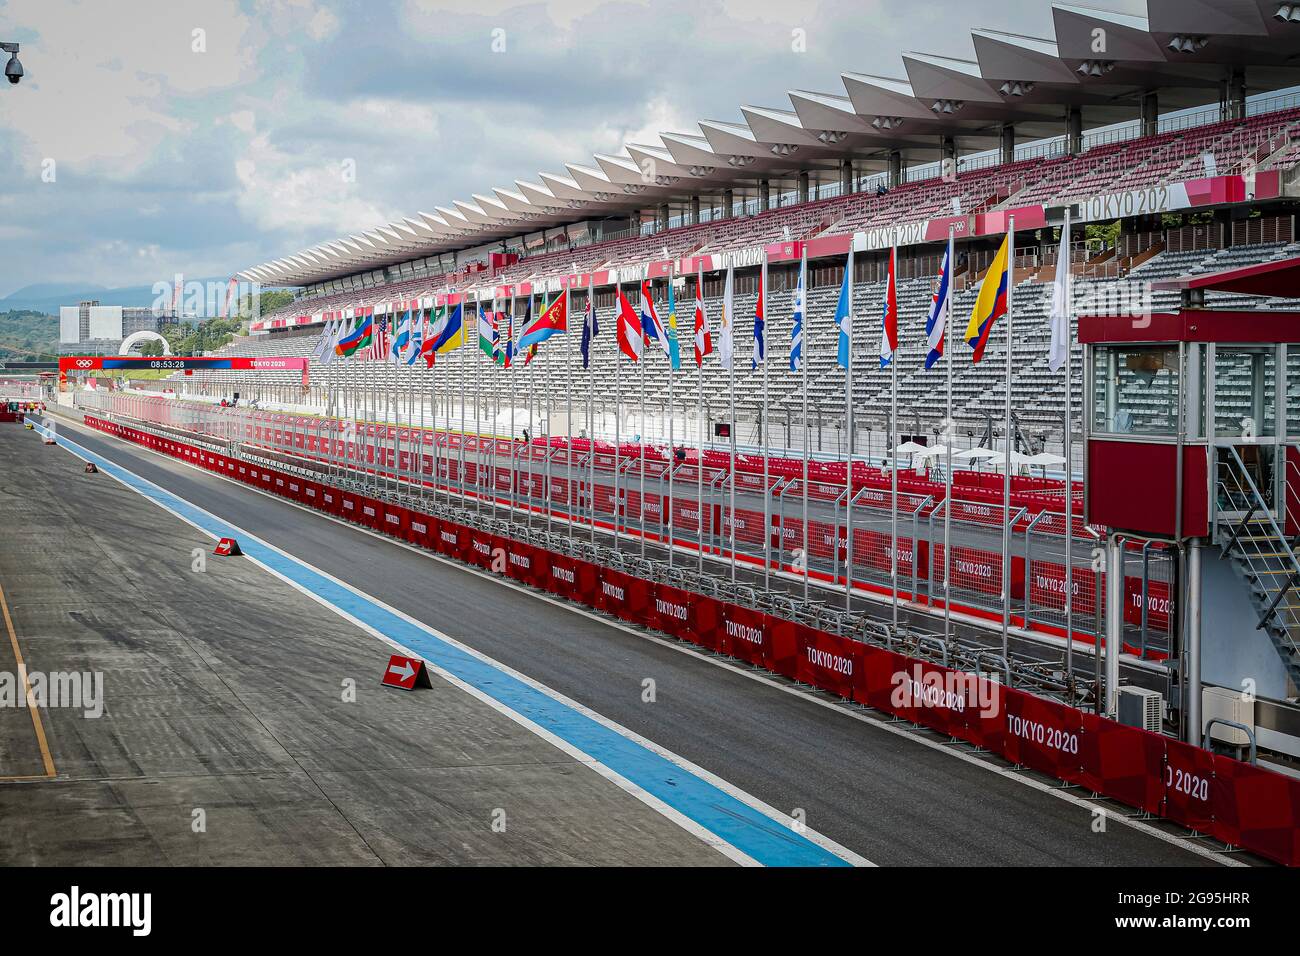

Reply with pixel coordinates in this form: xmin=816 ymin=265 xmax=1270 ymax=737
xmin=719 ymin=265 xmax=734 ymax=370
xmin=312 ymin=319 xmax=333 ymax=363
xmin=1048 ymin=218 xmax=1071 ymax=373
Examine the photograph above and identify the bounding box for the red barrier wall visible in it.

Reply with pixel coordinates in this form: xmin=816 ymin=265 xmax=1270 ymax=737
xmin=76 ymin=415 xmax=1300 ymax=867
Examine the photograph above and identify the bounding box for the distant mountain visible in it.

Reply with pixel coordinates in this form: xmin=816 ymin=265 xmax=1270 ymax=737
xmin=3 ymin=281 xmax=109 ymax=302
xmin=0 ymin=278 xmax=230 ymax=317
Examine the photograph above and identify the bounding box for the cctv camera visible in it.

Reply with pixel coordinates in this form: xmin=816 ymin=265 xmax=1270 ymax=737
xmin=5 ymin=52 xmax=22 ymax=85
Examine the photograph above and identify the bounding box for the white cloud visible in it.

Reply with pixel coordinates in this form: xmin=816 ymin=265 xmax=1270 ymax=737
xmin=0 ymin=0 xmax=258 ymax=177
xmin=306 ymin=6 xmax=341 ymax=41
xmin=0 ymin=0 xmax=1181 ymax=298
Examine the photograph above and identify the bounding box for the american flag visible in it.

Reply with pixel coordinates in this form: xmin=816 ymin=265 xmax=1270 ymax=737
xmin=370 ymin=313 xmax=389 ymax=360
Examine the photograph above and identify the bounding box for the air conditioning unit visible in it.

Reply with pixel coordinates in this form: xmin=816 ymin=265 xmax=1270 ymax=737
xmin=1202 ymin=685 xmax=1254 ymax=746
xmin=1118 ymin=686 xmax=1163 ymax=732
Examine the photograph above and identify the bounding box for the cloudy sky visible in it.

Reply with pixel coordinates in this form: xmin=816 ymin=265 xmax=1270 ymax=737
xmin=0 ymin=0 xmax=1147 ymax=298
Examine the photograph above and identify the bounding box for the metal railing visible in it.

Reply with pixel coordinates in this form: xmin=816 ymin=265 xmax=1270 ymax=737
xmin=66 ymin=395 xmax=1097 ymax=705
xmin=74 ymin=390 xmax=1180 ymax=666
xmin=1216 ymin=446 xmax=1300 ymax=680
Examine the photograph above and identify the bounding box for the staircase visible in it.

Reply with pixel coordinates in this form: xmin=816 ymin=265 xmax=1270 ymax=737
xmin=1215 ymin=446 xmax=1300 ymax=692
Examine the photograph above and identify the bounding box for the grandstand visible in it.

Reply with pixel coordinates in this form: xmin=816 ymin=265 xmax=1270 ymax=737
xmin=178 ymin=239 xmax=1300 ymax=459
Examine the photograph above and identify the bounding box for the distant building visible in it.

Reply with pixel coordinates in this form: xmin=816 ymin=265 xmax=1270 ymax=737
xmin=58 ymin=300 xmax=179 ymax=354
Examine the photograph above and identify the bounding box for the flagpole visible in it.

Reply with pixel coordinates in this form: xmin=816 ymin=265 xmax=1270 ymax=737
xmin=526 ymin=287 xmax=535 ymax=532
xmin=588 ymin=277 xmax=597 ymax=545
xmin=392 ymin=312 xmax=400 ymax=493
xmin=1062 ymin=207 xmax=1075 ymax=691
xmin=727 ymin=263 xmax=737 ymax=584
xmin=445 ymin=298 xmax=454 ymax=506
xmin=667 ymin=264 xmax=676 ymax=569
xmin=434 ymin=306 xmax=444 ymax=509
xmin=366 ymin=317 xmax=375 ymax=494
xmin=1002 ymin=215 xmax=1016 ymax=660
xmin=696 ymin=265 xmax=705 ymax=574
xmin=844 ymin=247 xmax=855 ymax=609
xmin=639 ymin=272 xmax=647 ymax=559
xmin=613 ymin=279 xmax=622 ymax=551
xmin=761 ymin=252 xmax=771 ymax=590
xmin=565 ymin=285 xmax=574 ymax=543
xmin=508 ymin=288 xmax=517 ymax=520
xmin=544 ymin=289 xmax=555 ymax=535
xmin=403 ymin=313 xmax=410 ymax=496
xmin=472 ymin=297 xmax=480 ymax=514
xmin=890 ymin=237 xmax=899 ymax=632
xmin=801 ymin=243 xmax=810 ymax=601
xmin=420 ymin=306 xmax=428 ymax=505
xmin=944 ymin=228 xmax=955 ymax=640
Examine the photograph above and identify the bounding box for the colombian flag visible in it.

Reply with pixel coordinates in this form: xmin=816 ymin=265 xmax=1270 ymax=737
xmin=963 ymin=233 xmax=1010 ymax=364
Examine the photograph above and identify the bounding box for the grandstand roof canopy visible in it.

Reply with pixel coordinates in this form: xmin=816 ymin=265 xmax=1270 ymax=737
xmin=1152 ymin=254 xmax=1300 ymax=297
xmin=238 ymin=0 xmax=1300 ymax=288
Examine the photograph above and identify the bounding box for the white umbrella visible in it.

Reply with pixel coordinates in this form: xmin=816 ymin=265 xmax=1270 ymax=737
xmin=953 ymin=447 xmax=1000 ymax=461
xmin=913 ymin=444 xmax=950 ymax=460
xmin=894 ymin=440 xmax=929 ymax=455
xmin=1025 ymin=452 xmax=1066 ymax=467
xmin=989 ymin=451 xmax=1036 ymax=471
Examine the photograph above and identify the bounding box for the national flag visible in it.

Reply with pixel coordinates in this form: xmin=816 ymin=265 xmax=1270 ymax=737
xmin=517 ymin=296 xmax=537 ymax=366
xmin=501 ymin=309 xmax=515 ymax=368
xmin=518 ymin=288 xmax=568 ymax=353
xmin=419 ymin=305 xmax=445 ymax=367
xmin=640 ymin=280 xmax=671 ymax=359
xmin=752 ymin=266 xmax=766 ymax=370
xmin=391 ymin=310 xmax=412 ymax=364
xmin=335 ymin=313 xmax=372 ymax=358
xmin=789 ymin=255 xmax=806 ymax=373
xmin=879 ymin=248 xmax=898 ymax=369
xmin=329 ymin=314 xmax=346 ymax=365
xmin=718 ymin=265 xmax=734 ymax=371
xmin=436 ymin=302 xmax=466 ymax=355
xmin=370 ymin=312 xmax=389 ymax=361
xmin=478 ymin=305 xmax=495 ymax=359
xmin=693 ymin=263 xmax=712 ymax=367
xmin=616 ymin=287 xmax=643 ymax=362
xmin=524 ymin=292 xmax=541 ymax=365
xmin=665 ymin=278 xmax=682 ymax=371
xmin=580 ymin=289 xmax=599 ymax=369
xmin=316 ymin=318 xmax=336 ymax=366
xmin=924 ymin=243 xmax=952 ymax=370
xmin=964 ymin=233 xmax=1010 ymax=363
xmin=834 ymin=249 xmax=853 ymax=370
xmin=423 ymin=302 xmax=465 ymax=367
xmin=405 ymin=309 xmax=424 ymax=366
xmin=312 ymin=318 xmax=335 ymax=363
xmin=1048 ymin=219 xmax=1071 ymax=372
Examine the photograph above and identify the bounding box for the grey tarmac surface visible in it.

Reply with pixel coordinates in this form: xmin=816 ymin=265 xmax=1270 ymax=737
xmin=10 ymin=415 xmax=1240 ymax=865
xmin=0 ymin=422 xmax=729 ymax=866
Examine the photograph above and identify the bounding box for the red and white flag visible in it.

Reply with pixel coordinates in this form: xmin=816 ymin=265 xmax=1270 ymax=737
xmin=616 ymin=288 xmax=643 ymax=362
xmin=693 ymin=262 xmax=712 ymax=367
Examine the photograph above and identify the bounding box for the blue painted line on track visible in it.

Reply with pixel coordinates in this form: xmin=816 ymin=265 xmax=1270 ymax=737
xmin=30 ymin=417 xmax=852 ymax=867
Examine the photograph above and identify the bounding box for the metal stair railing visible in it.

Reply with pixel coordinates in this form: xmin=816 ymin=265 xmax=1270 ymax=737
xmin=1216 ymin=448 xmax=1300 ymax=673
